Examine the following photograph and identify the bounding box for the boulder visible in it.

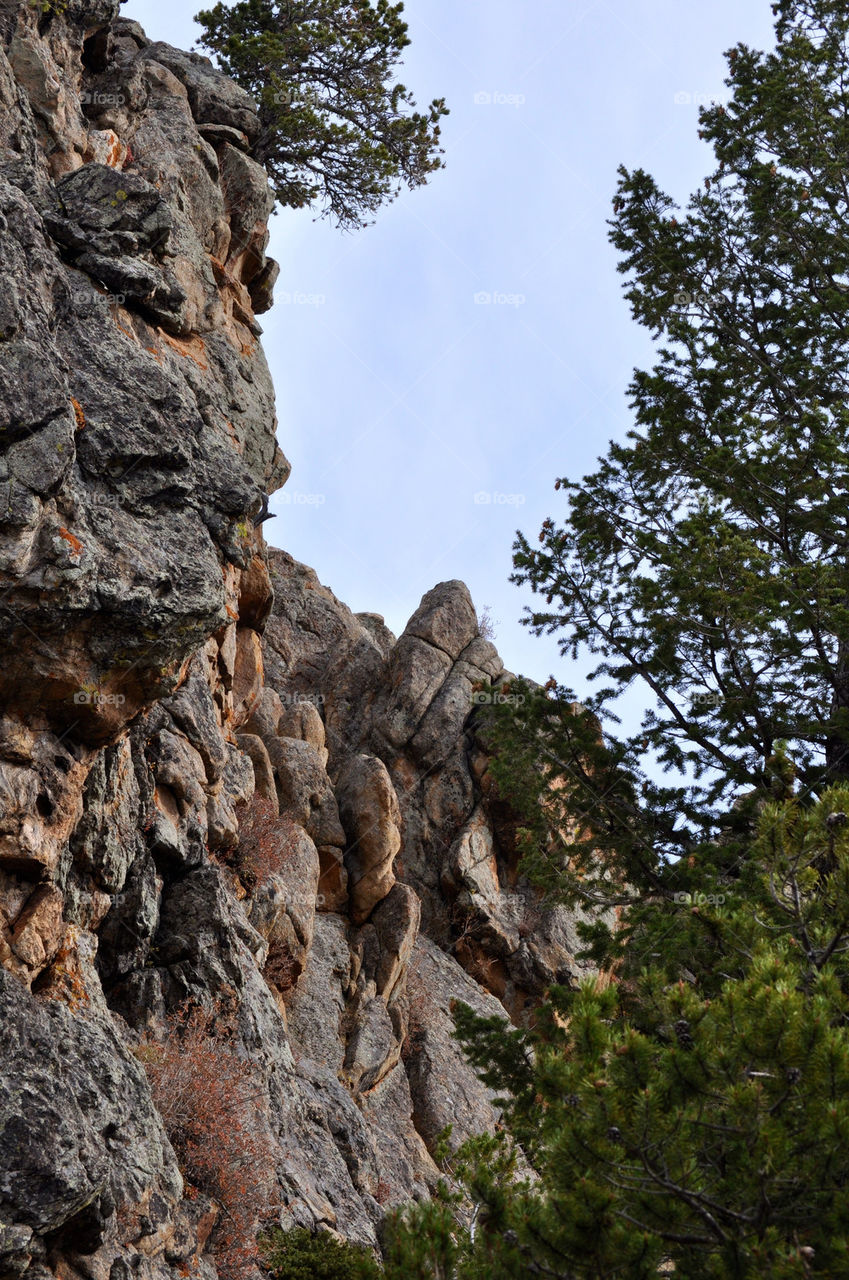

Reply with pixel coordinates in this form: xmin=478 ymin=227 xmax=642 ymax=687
xmin=404 ymin=580 xmax=479 ymax=660
xmin=232 ymin=627 xmax=264 ymax=727
xmin=371 ymin=882 xmax=421 ymax=1001
xmin=243 ymin=685 xmax=284 ymax=742
xmin=336 ymin=754 xmax=402 ymax=924
xmin=344 ymin=996 xmax=398 ymax=1092
xmin=249 ymin=821 xmax=320 ymax=993
xmin=0 ymin=966 xmax=180 ymax=1248
xmin=147 ymin=43 xmax=261 ymax=141
xmin=278 ymin=698 xmax=327 ymax=761
xmin=237 ymin=733 xmax=279 ymax=813
xmin=286 ymin=914 xmax=351 ymax=1070
xmin=266 ymin=737 xmax=345 ymax=848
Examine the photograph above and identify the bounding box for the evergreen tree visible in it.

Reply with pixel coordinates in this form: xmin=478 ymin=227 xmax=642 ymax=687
xmin=195 ymin=0 xmax=447 ymax=229
xmin=387 ymin=788 xmax=849 ymax=1279
xmin=385 ymin=4 xmax=849 ymax=1276
xmin=381 ymin=1195 xmax=468 ymax=1280
xmin=260 ymin=1226 xmax=379 ymax=1279
xmin=504 ymin=0 xmax=849 ymax=865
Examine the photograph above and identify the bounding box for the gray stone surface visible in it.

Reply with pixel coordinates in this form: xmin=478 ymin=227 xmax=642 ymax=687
xmin=0 ymin=961 xmax=181 ymax=1259
xmin=0 ymin=4 xmax=598 ymax=1277
xmin=403 ymin=936 xmax=506 ymax=1152
xmin=262 ymin=548 xmax=595 ymax=1014
xmin=0 ymin=2 xmax=287 ymax=745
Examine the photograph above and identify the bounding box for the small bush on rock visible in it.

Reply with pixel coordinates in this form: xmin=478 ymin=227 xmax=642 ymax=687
xmin=236 ymin=792 xmax=298 ymax=887
xmin=260 ymin=1226 xmax=379 ymax=1280
xmin=263 ymin=937 xmax=301 ymax=996
xmin=140 ymin=1004 xmax=276 ymax=1279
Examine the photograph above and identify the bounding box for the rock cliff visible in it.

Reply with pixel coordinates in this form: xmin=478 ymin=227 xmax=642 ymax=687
xmin=0 ymin=4 xmax=590 ymax=1276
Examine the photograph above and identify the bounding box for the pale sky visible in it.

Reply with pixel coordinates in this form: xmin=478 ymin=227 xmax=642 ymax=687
xmin=123 ymin=0 xmax=777 ymax=694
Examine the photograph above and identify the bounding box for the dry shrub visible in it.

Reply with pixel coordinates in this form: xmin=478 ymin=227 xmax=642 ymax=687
xmin=374 ymin=1179 xmax=393 ymax=1206
xmin=264 ymin=937 xmax=300 ymax=996
xmin=236 ymin=792 xmax=298 ymax=888
xmin=477 ymin=605 xmax=497 ymax=642
xmin=517 ymin=900 xmax=544 ymax=940
xmin=140 ymin=1003 xmax=276 ymax=1279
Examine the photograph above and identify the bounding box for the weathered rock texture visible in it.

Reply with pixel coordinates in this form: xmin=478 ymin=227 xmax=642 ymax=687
xmin=0 ymin=5 xmax=593 ymax=1278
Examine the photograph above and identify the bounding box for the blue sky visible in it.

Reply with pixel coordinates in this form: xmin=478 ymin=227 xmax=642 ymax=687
xmin=124 ymin=0 xmax=777 ymax=694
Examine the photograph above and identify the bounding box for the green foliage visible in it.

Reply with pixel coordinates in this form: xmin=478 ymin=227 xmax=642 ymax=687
xmin=504 ymin=0 xmax=849 ymax=864
xmin=390 ymin=788 xmax=849 ymax=1277
xmin=478 ymin=677 xmax=664 ymax=913
xmin=382 ymin=1194 xmax=469 ymax=1280
xmin=260 ymin=1227 xmax=379 ymax=1280
xmin=195 ymin=0 xmax=447 ymax=229
xmin=387 ymin=4 xmax=849 ymax=1277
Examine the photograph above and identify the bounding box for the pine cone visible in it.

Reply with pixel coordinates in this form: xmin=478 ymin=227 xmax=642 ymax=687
xmin=674 ymin=1018 xmax=694 ymax=1050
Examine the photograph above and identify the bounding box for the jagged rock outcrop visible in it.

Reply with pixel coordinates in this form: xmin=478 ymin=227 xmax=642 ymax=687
xmin=261 ymin=550 xmax=596 ymax=1019
xmin=0 ymin=5 xmax=595 ymax=1279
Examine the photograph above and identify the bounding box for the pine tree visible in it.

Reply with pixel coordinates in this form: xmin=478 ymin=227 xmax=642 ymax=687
xmin=195 ymin=0 xmax=447 ymax=229
xmin=385 ymin=4 xmax=849 ymax=1276
xmin=260 ymin=1226 xmax=379 ymax=1279
xmin=387 ymin=787 xmax=849 ymax=1279
xmin=506 ymin=0 xmax=849 ymax=849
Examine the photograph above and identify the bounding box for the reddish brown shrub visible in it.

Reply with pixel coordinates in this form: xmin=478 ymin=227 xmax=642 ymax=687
xmin=517 ymin=900 xmax=544 ymax=940
xmin=264 ymin=937 xmax=301 ymax=995
xmin=400 ymin=1022 xmax=427 ymax=1063
xmin=139 ymin=1004 xmax=277 ymax=1280
xmin=235 ymin=793 xmax=298 ymax=887
xmin=374 ymin=1179 xmax=393 ymax=1206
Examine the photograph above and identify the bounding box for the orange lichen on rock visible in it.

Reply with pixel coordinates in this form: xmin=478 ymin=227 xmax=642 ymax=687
xmin=82 ymin=129 xmax=129 ymax=169
xmin=38 ymin=927 xmax=90 ymax=1011
xmin=58 ymin=526 xmax=83 ymax=555
xmin=70 ymin=397 xmax=85 ymax=429
xmin=159 ymin=330 xmax=209 ymax=370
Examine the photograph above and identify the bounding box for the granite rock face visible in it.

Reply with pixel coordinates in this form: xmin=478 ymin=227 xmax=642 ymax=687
xmin=261 ymin=550 xmax=597 ymax=1020
xmin=0 ymin=5 xmax=594 ymax=1278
